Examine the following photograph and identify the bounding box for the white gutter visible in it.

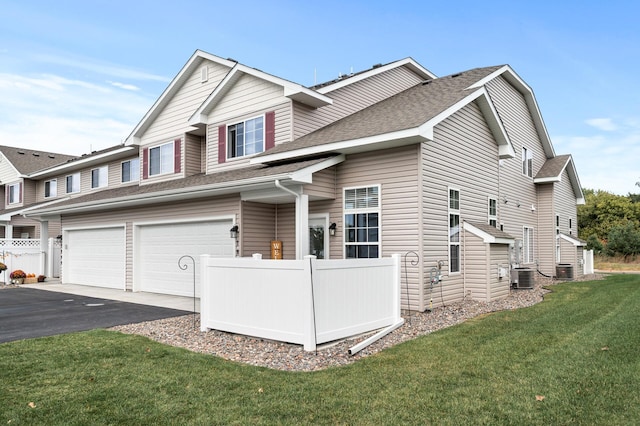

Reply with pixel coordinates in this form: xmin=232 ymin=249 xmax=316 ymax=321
xmin=348 ymin=319 xmax=405 ymax=355
xmin=274 ymin=179 xmax=302 ymax=259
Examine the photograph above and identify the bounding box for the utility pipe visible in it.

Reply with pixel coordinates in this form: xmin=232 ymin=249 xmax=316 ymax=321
xmin=348 ymin=319 xmax=405 ymax=355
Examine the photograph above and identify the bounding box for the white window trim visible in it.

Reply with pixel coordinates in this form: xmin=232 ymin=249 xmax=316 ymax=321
xmin=121 ymin=158 xmax=140 ymax=183
xmin=44 ymin=179 xmax=57 ymax=198
xmin=149 ymin=141 xmax=174 ymax=176
xmin=488 ymin=197 xmax=497 ymax=227
xmin=448 ymin=187 xmax=461 ymax=274
xmin=66 ymin=173 xmax=80 ymax=194
xmin=91 ymin=165 xmax=108 ymax=189
xmin=8 ymin=183 xmax=20 ymax=204
xmin=522 ymin=146 xmax=533 ymax=178
xmin=523 ymin=226 xmax=534 ymax=264
xmin=227 ymin=114 xmax=265 ymax=160
xmin=343 ymin=184 xmax=381 ymax=259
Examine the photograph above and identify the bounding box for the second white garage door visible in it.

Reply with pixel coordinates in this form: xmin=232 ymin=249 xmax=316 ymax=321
xmin=136 ymin=220 xmax=234 ymax=297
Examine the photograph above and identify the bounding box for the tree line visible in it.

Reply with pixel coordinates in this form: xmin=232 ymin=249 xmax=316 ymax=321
xmin=578 ymin=187 xmax=640 ymax=259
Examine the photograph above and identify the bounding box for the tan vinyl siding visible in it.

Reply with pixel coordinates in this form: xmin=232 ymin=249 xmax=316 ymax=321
xmin=10 ymin=215 xmax=40 ymax=238
xmin=537 ymin=183 xmax=555 ymax=275
xmin=274 ymin=203 xmax=296 ymax=260
xmin=0 ymin=155 xmax=19 ymax=186
xmin=323 ymin=145 xmax=422 ymax=310
xmin=423 ymin=102 xmax=500 ymax=307
xmin=61 ymin=195 xmax=241 ymax=290
xmin=293 ymin=66 xmax=425 ymax=138
xmin=184 ymin=133 xmax=203 ymax=176
xmin=554 ymin=169 xmax=579 ymax=236
xmin=240 ymin=201 xmax=276 ymax=258
xmin=206 ymin=102 xmax=290 ymax=173
xmin=141 ymin=60 xmax=231 ymax=145
xmin=485 ymin=76 xmax=544 ymax=264
xmin=464 ymin=231 xmax=489 ymax=301
xmin=304 ymin=167 xmax=336 ymax=200
xmin=489 ymin=244 xmax=510 ymax=300
xmin=22 ymin=180 xmax=37 ymax=205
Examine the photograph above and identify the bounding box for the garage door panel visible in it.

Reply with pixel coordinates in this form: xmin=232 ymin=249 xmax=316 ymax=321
xmin=65 ymin=228 xmax=125 ymax=289
xmin=138 ymin=220 xmax=234 ymax=297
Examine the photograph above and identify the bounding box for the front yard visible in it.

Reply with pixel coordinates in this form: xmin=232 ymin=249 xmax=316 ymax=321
xmin=1 ymin=274 xmax=639 ymax=425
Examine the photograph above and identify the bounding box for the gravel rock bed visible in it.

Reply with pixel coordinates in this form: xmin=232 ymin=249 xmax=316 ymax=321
xmin=111 ymin=275 xmax=601 ymax=371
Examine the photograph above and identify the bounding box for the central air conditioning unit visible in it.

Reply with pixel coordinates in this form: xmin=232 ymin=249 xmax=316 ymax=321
xmin=511 ymin=267 xmax=534 ymax=289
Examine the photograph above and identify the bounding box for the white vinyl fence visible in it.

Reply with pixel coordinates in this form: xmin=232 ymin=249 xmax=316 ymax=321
xmin=0 ymin=239 xmax=43 ymax=282
xmin=200 ymin=254 xmax=404 ymax=352
xmin=583 ymin=249 xmax=594 ymax=274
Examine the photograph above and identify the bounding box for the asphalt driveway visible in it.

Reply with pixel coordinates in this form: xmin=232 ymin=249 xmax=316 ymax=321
xmin=0 ymin=288 xmax=190 ymax=343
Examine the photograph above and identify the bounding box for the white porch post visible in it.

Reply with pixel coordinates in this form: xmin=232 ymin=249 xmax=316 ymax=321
xmin=298 ymin=194 xmax=309 ymax=259
xmin=6 ymin=225 xmax=13 ymax=239
xmin=39 ymin=220 xmax=48 ymax=276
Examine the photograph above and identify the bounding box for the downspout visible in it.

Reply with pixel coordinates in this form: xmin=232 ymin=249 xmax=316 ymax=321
xmin=275 ymin=180 xmax=300 ymax=259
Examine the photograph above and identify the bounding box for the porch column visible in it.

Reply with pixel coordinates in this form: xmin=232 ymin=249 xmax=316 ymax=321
xmin=39 ymin=220 xmax=48 ymax=276
xmin=298 ymin=194 xmax=309 ymax=259
xmin=6 ymin=225 xmax=13 ymax=239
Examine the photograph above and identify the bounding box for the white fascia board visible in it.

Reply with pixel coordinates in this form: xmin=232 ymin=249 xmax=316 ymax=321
xmin=251 ymin=128 xmax=426 ymax=165
xmin=463 ymin=222 xmax=514 ymax=244
xmin=189 ymin=65 xmax=332 ymax=127
xmin=188 ymin=64 xmax=240 ymax=125
xmin=24 ymin=172 xmax=296 ymax=217
xmin=289 ymin=154 xmax=346 ymax=183
xmin=421 ymin=87 xmax=515 ymax=159
xmin=28 ymin=146 xmax=137 ymax=178
xmin=126 ymin=51 xmax=237 ymax=143
xmin=234 ymin=63 xmax=332 ymax=107
xmin=534 ymin=176 xmax=561 ymax=184
xmin=316 ymin=58 xmax=436 ymax=94
xmin=468 ymin=65 xmax=555 ymax=158
xmin=2 ymin=197 xmax=72 ymax=220
xmin=558 ymin=233 xmax=585 ymax=246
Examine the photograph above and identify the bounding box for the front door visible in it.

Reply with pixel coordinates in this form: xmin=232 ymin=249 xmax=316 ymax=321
xmin=309 ymin=216 xmax=328 ymax=259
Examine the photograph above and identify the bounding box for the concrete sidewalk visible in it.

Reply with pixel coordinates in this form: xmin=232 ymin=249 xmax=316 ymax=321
xmin=20 ymin=280 xmax=200 ymax=313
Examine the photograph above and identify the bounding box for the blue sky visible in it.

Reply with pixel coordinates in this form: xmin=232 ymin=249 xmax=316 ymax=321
xmin=1 ymin=0 xmax=638 ymax=194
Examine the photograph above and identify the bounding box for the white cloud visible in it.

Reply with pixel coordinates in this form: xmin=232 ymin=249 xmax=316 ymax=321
xmin=0 ymin=72 xmax=152 ymax=155
xmin=553 ymin=122 xmax=640 ymax=195
xmin=108 ymin=81 xmax=141 ymax=91
xmin=585 ymin=117 xmax=617 ymax=131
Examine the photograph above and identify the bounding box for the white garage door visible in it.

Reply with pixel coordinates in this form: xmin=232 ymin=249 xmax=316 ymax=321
xmin=137 ymin=220 xmax=234 ymax=297
xmin=64 ymin=227 xmax=126 ymax=289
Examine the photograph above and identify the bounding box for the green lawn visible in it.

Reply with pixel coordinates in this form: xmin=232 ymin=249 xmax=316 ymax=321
xmin=1 ymin=274 xmax=639 ymax=425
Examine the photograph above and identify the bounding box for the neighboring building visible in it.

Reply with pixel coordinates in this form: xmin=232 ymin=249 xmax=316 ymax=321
xmin=0 ymin=145 xmax=77 ymax=239
xmin=16 ymin=50 xmax=583 ymax=311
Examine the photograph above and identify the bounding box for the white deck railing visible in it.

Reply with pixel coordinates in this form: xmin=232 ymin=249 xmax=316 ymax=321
xmin=200 ymin=254 xmax=403 ymax=352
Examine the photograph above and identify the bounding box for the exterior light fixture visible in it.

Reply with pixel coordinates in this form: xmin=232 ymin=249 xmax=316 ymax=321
xmin=229 ymin=225 xmax=239 ymax=239
xmin=329 ymin=222 xmax=337 ymax=236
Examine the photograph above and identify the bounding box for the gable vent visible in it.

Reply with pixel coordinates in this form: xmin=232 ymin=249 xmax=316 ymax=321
xmin=201 ymin=66 xmax=208 ymax=83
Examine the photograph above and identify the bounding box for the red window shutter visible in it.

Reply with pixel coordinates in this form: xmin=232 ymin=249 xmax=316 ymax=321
xmin=265 ymin=111 xmax=275 ymax=151
xmin=18 ymin=183 xmax=22 ymax=203
xmin=142 ymin=148 xmax=149 ymax=179
xmin=5 ymin=185 xmax=9 ymax=205
xmin=174 ymin=138 xmax=182 ymax=173
xmin=218 ymin=125 xmax=226 ymax=164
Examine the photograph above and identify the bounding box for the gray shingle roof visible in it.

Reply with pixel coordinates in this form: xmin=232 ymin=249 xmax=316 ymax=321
xmin=0 ymin=145 xmax=77 ymax=174
xmin=468 ymin=221 xmax=515 ymax=240
xmin=258 ymin=66 xmax=504 ymax=158
xmin=29 ymin=155 xmax=338 ymax=212
xmin=535 ymin=154 xmax=571 ymax=179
